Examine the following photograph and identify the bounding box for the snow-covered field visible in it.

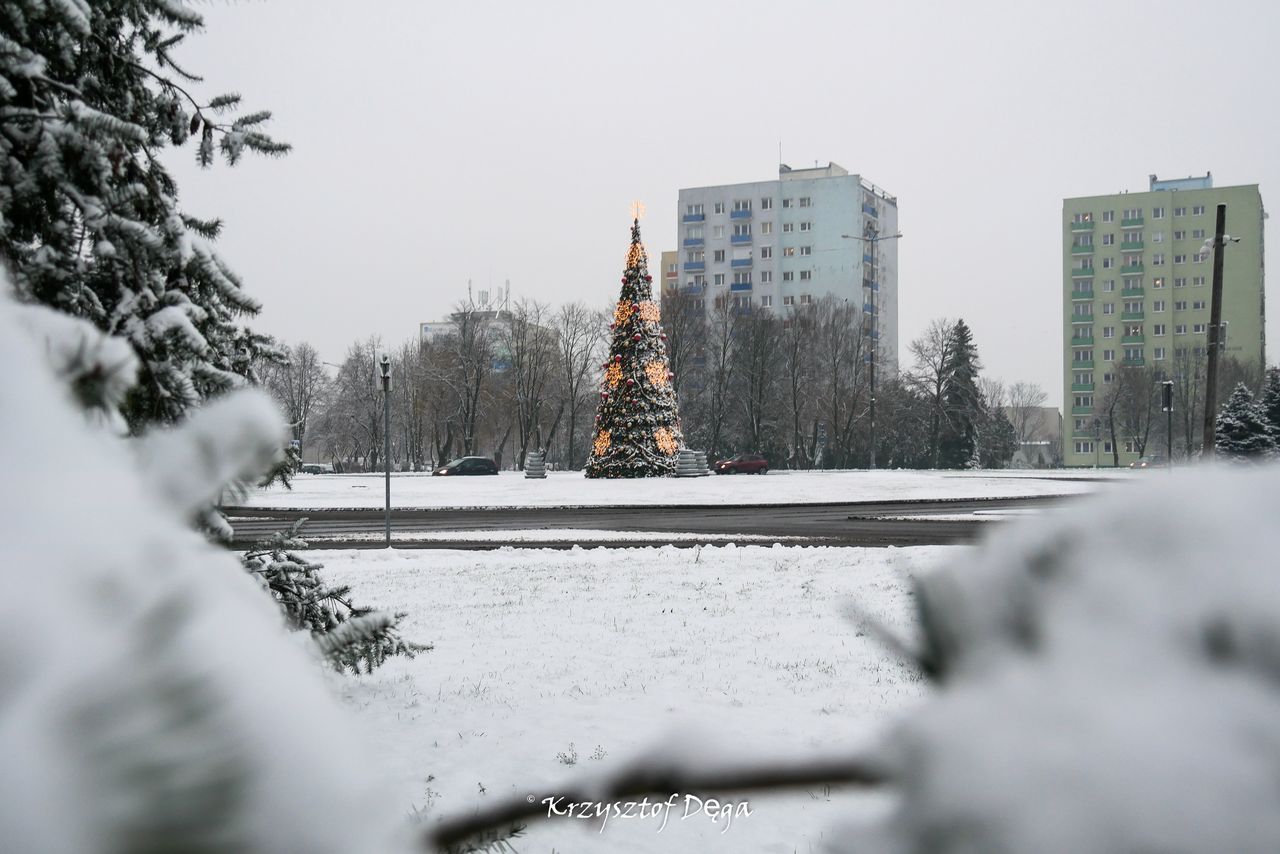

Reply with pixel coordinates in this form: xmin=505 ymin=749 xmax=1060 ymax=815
xmin=247 ymin=469 xmax=1130 ymax=510
xmin=325 ymin=544 xmax=951 ymax=853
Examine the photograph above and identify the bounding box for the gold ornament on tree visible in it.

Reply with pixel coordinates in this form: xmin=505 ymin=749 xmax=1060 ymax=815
xmin=605 ymin=362 xmax=623 ymax=388
xmin=636 ymin=301 xmax=661 ymax=323
xmin=614 ymin=301 xmax=635 ymax=325
xmin=593 ymin=430 xmax=612 ymax=456
xmin=644 ymin=360 xmax=668 ymax=388
xmin=654 ymin=427 xmax=678 ymax=456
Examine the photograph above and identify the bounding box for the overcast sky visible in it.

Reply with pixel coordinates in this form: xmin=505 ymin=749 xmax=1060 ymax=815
xmin=169 ymin=0 xmax=1280 ymax=407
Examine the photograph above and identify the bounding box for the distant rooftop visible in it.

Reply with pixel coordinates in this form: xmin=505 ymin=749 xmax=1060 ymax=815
xmin=1149 ymin=172 xmax=1213 ymax=191
xmin=779 ymin=161 xmax=849 ymax=180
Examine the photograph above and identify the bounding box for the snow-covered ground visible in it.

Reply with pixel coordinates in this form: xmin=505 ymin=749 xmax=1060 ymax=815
xmin=325 ymin=544 xmax=951 ymax=853
xmin=246 ymin=469 xmax=1131 ymax=510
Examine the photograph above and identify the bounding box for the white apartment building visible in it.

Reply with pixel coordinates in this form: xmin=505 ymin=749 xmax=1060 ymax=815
xmin=675 ymin=161 xmax=899 ymax=371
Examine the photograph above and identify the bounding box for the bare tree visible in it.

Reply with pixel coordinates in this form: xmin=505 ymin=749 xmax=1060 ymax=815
xmin=735 ymin=308 xmax=781 ymax=452
xmin=391 ymin=340 xmax=429 ymax=471
xmin=700 ymin=297 xmax=739 ymax=461
xmin=316 ymin=337 xmax=383 ymax=470
xmin=1006 ymin=381 xmax=1048 ymax=445
xmin=498 ymin=299 xmax=557 ymax=469
xmin=258 ymin=341 xmax=331 ymax=456
xmin=551 ymin=301 xmax=604 ymax=469
xmin=779 ymin=306 xmax=817 ymax=468
xmin=428 ymin=302 xmax=496 ymax=456
xmin=812 ymin=297 xmax=868 ymax=468
xmin=660 ymin=288 xmax=707 ymax=410
xmin=906 ymin=317 xmax=957 ymax=468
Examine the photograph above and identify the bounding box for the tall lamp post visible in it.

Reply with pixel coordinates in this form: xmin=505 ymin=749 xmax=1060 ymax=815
xmin=379 ymin=354 xmax=392 ymax=548
xmin=1199 ymin=205 xmax=1239 ymax=460
xmin=842 ymin=227 xmax=903 ymax=469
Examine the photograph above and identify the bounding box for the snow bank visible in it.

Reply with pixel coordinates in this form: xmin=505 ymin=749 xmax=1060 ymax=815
xmin=0 ymin=287 xmax=406 ymax=853
xmin=848 ymin=464 xmax=1280 ymax=854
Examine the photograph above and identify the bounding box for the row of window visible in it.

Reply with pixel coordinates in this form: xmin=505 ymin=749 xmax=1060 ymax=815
xmin=686 ymin=196 xmax=813 ymax=216
xmin=685 ymin=268 xmax=816 ymax=287
xmin=1074 ymin=251 xmax=1208 ymax=270
xmin=686 ymin=221 xmax=817 ymax=240
xmin=1072 ymin=204 xmax=1208 ymax=223
xmin=1080 ymin=320 xmax=1208 ymax=338
xmin=1072 ymin=440 xmax=1147 ymax=455
xmin=706 ymin=294 xmax=817 ymax=310
xmin=1073 ymin=275 xmax=1207 ymax=291
xmin=1076 ymin=228 xmax=1210 ymax=246
xmin=685 ymin=244 xmax=817 ymax=263
xmin=1073 ymin=298 xmax=1207 ymax=316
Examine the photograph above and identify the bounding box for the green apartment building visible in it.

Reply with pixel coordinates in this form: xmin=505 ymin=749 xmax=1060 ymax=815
xmin=1062 ymin=174 xmax=1265 ymax=467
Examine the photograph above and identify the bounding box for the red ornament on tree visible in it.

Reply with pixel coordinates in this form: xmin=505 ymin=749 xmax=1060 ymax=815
xmin=633 ymin=333 xmax=642 ymax=341
xmin=660 ymin=333 xmax=667 ymax=340
xmin=626 ymin=378 xmax=635 ymax=386
xmin=614 ymin=354 xmax=622 ymax=362
xmin=620 ymin=276 xmax=627 ymax=283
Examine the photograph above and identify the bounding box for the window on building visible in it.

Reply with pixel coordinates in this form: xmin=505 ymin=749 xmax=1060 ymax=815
xmin=799 ymin=270 xmax=812 ymax=281
xmin=1123 ymin=208 xmax=1143 ymax=220
xmin=1174 ymin=277 xmax=1187 ymax=288
xmin=1103 ymin=349 xmax=1116 ymax=361
xmin=1174 ymin=324 xmax=1187 ymax=335
xmin=1192 ymin=204 xmax=1206 ymax=215
xmin=1153 ymin=300 xmax=1166 ymax=312
xmin=1073 ymin=212 xmax=1093 ymax=224
xmin=1153 ymin=323 xmax=1166 ymax=336
xmin=759 ymin=270 xmax=772 ymax=283
xmin=1102 ymin=211 xmax=1115 ymax=222
xmin=1192 ymin=299 xmax=1206 ymax=310
xmin=1194 ymin=251 xmax=1209 ymax=263
xmin=1104 ymin=441 xmax=1114 ymax=454
xmin=690 ymin=274 xmax=706 ymax=287
xmin=760 ymin=295 xmax=773 ymax=307
xmin=782 ymin=198 xmax=794 ymax=208
xmin=713 ymin=202 xmax=725 ymax=214
xmin=713 ymin=273 xmax=725 ymax=285
xmin=1103 ymin=303 xmax=1115 ymax=315
xmin=783 ymin=295 xmax=795 ymax=306
xmin=1192 ymin=276 xmax=1206 ymax=287
xmin=1122 ymin=254 xmax=1141 ymax=266
xmin=783 ymin=246 xmax=796 ymax=257
xmin=732 ymin=295 xmax=751 ymax=309
xmin=1153 ymin=347 xmax=1166 ymax=360
xmin=799 ymin=221 xmax=813 ymax=232
xmin=1124 ymin=347 xmax=1143 ymax=361
xmin=1150 ymin=276 xmax=1163 ymax=289
xmin=1193 ymin=323 xmax=1207 ymax=334
xmin=686 ymin=249 xmax=704 ymax=263
xmin=733 ymin=199 xmax=752 ymax=212
xmin=782 ymin=223 xmax=794 ymax=234
xmin=1191 ymin=228 xmax=1206 ymax=239
xmin=1174 ymin=229 xmax=1186 ymax=240
xmin=1102 ymin=257 xmax=1114 ymax=269
xmin=799 ymin=246 xmax=812 ymax=256
xmin=760 ymin=222 xmax=773 ymax=235
xmin=1152 ymin=230 xmax=1164 ymax=243
xmin=1174 ymin=300 xmax=1188 ymax=311
xmin=1075 ymin=441 xmax=1094 ymax=454
xmin=1073 ymin=350 xmax=1094 ymax=363
xmin=798 ymin=196 xmax=812 ymax=207
xmin=1101 ymin=325 xmax=1114 ymax=338
xmin=733 ymin=272 xmax=752 ymax=285
xmin=713 ymin=225 xmax=725 ymax=238
xmin=1102 ymin=279 xmax=1116 ymax=292
xmin=687 ymin=226 xmax=703 ymax=239
xmin=799 ymin=293 xmax=813 ymax=304
xmin=1074 ymin=395 xmax=1093 ymax=408
xmin=1074 ymin=372 xmax=1094 ymax=384
xmin=713 ymin=249 xmax=725 ymax=262
xmin=1174 ymin=207 xmax=1186 ymax=217
xmin=1152 ymin=206 xmax=1165 ymax=219
xmin=1151 ymin=253 xmax=1165 ymax=265
xmin=1173 ymin=254 xmax=1187 ymax=264
xmin=759 ymin=246 xmax=773 ymax=260
xmin=686 ymin=203 xmax=704 ymax=215
xmin=1102 ymin=234 xmax=1116 ymax=246
xmin=760 ymin=198 xmax=773 ymax=210
xmin=1123 ymin=300 xmax=1142 ymax=313
xmin=1124 ymin=322 xmax=1143 ymax=336
xmin=1103 ymin=371 xmax=1115 ymax=383
xmin=782 ymin=271 xmax=794 ymax=282
xmin=733 ymin=223 xmax=751 ymax=237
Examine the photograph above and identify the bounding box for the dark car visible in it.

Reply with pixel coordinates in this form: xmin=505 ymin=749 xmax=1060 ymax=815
xmin=432 ymin=456 xmax=499 ymax=476
xmin=714 ymin=453 xmax=769 ymax=475
xmin=1128 ymin=454 xmax=1168 ymax=469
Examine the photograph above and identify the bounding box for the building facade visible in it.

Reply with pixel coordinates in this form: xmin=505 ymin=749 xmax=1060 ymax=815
xmin=1062 ymin=174 xmax=1265 ymax=466
xmin=675 ymin=162 xmax=899 ymax=371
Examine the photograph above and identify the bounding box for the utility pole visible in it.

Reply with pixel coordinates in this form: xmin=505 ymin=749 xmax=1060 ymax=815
xmin=1161 ymin=380 xmax=1174 ymax=470
xmin=1200 ymin=204 xmax=1229 ymax=459
xmin=841 ymin=221 xmax=902 ymax=470
xmin=379 ymin=354 xmax=392 ymax=548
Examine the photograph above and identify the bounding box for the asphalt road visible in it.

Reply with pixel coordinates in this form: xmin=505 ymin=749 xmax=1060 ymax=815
xmin=224 ymin=494 xmax=1081 ymax=550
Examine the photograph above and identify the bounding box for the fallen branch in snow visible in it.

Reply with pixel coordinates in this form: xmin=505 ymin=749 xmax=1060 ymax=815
xmin=425 ymin=752 xmax=890 ymax=852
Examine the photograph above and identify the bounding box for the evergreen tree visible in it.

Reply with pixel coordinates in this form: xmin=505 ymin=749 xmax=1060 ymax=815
xmin=1260 ymin=368 xmax=1280 ymax=436
xmin=586 ymin=219 xmax=683 ymax=478
xmin=979 ymin=406 xmax=1019 ymax=469
xmin=0 ymin=0 xmax=288 ymax=430
xmin=1215 ymin=383 xmax=1277 ymax=461
xmin=938 ymin=319 xmax=983 ymax=468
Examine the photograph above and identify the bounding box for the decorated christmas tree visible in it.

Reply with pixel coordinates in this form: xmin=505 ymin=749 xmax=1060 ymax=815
xmin=585 ymin=216 xmax=683 ymax=478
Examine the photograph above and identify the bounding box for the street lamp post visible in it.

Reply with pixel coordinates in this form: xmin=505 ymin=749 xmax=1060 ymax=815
xmin=379 ymin=354 xmax=392 ymax=548
xmin=1200 ymin=205 xmax=1239 ymax=460
xmin=841 ymin=228 xmax=903 ymax=470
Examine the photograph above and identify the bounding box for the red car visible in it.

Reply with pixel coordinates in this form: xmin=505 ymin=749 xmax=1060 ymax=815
xmin=714 ymin=453 xmax=769 ymax=474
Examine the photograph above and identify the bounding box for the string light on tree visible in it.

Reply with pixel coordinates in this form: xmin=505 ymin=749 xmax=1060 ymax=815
xmin=585 ymin=214 xmax=684 ymax=478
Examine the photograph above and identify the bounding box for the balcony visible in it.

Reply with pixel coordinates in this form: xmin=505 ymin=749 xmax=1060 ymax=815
xmin=1072 ymin=360 xmax=1095 ymax=369
xmin=1072 ymin=314 xmax=1095 ymax=323
xmin=730 ymin=234 xmax=752 ymax=245
xmin=683 ymin=237 xmax=704 ymax=247
xmin=1071 ymin=245 xmax=1095 ymax=255
xmin=1121 ymin=334 xmax=1145 ymax=344
xmin=683 ymin=261 xmax=705 ymax=272
xmin=1122 ymin=356 xmax=1146 ymax=367
xmin=1121 ymin=240 xmax=1144 ymax=251
xmin=862 ymin=202 xmax=879 ymax=218
xmin=1071 ymin=337 xmax=1095 ymax=346
xmin=681 ymin=284 xmax=705 ymax=294
xmin=682 ymin=213 xmax=705 ymax=223
xmin=862 ymin=254 xmax=874 ymax=264
xmin=1071 ymin=405 xmax=1093 ymax=416
xmin=1121 ymin=217 xmax=1144 ymax=228
xmin=1120 ymin=263 xmax=1144 ymax=274
xmin=1121 ymin=310 xmax=1144 ymax=321
xmin=730 ymin=258 xmax=752 ymax=268
xmin=1072 ymin=382 xmax=1096 ymax=392
xmin=730 ymin=208 xmax=752 ymax=219
xmin=1071 ymin=290 xmax=1095 ymax=301
xmin=1071 ymin=267 xmax=1095 ymax=278
xmin=1121 ymin=287 xmax=1144 ymax=297
xmin=863 ymin=278 xmax=879 ymax=291
xmin=1070 ymin=220 xmax=1095 ymax=231
xmin=729 ymin=282 xmax=752 ymax=292
xmin=863 ymin=302 xmax=877 ymax=315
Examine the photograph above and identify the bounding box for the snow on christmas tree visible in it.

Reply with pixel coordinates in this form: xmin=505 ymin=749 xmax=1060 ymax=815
xmin=1215 ymin=382 xmax=1277 ymax=461
xmin=585 ymin=215 xmax=683 ymax=478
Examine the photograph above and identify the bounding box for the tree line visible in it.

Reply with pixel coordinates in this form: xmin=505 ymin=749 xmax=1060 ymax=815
xmin=266 ymin=293 xmax=1053 ymax=472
